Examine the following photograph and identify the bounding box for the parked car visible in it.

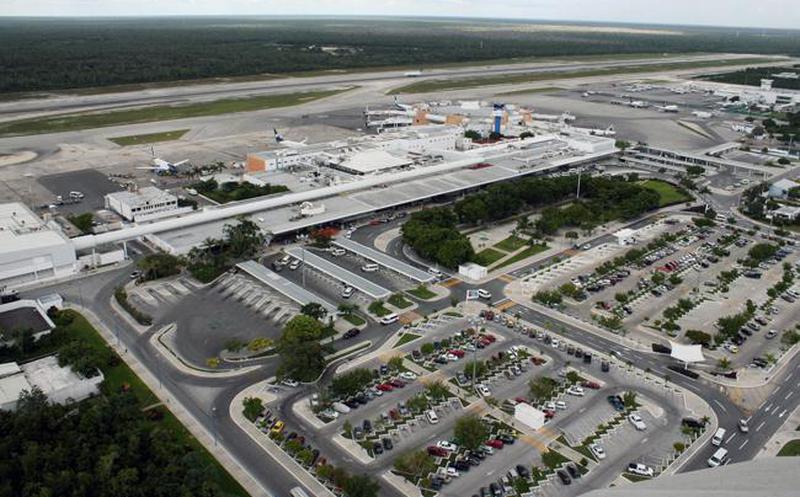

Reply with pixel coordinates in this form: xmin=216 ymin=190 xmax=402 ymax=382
xmin=556 ymin=469 xmax=572 ymax=485
xmin=589 ymin=443 xmax=606 ymax=460
xmin=436 ymin=440 xmax=459 ymax=452
xmin=627 ymin=463 xmax=654 ymax=477
xmin=427 ymin=446 xmax=449 ymax=457
xmin=628 ymin=413 xmax=647 ymax=431
xmin=343 ymin=328 xmax=360 ymax=339
xmin=485 ymin=439 xmax=504 ymax=449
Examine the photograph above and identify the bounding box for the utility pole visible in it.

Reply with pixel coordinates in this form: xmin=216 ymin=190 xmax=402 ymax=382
xmin=576 ymin=168 xmax=582 ymax=200
xmin=301 ymin=246 xmax=306 ymax=287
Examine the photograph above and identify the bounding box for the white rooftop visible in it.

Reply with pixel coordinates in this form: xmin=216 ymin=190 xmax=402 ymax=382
xmin=0 ymin=202 xmax=69 ymax=252
xmin=21 ymin=355 xmax=87 ymax=393
xmin=105 ymin=186 xmax=176 ymax=207
xmin=335 ymin=149 xmax=414 ymax=174
xmin=772 ymin=178 xmax=798 ymax=190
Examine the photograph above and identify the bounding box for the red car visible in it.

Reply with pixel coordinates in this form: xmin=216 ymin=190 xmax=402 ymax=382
xmin=543 ymin=409 xmax=555 ymax=419
xmin=388 ymin=409 xmax=400 ymax=420
xmin=377 ymin=383 xmax=394 ymax=392
xmin=389 ymin=379 xmax=406 ymax=388
xmin=514 ymin=397 xmax=528 ymax=404
xmin=483 ymin=334 xmax=497 ymax=343
xmin=530 ymin=356 xmax=546 ymax=366
xmin=582 ymin=381 xmax=601 ymax=390
xmin=486 ymin=439 xmax=504 ymax=449
xmin=449 ymin=349 xmax=465 ymax=358
xmin=427 ymin=446 xmax=449 ymax=457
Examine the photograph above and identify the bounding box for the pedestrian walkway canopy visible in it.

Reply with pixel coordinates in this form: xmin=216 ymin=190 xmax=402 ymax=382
xmin=669 ymin=342 xmax=705 ymax=365
xmin=333 ymin=237 xmax=435 ymax=283
xmin=236 ymin=260 xmax=337 ymax=316
xmin=285 ymin=247 xmax=391 ymax=300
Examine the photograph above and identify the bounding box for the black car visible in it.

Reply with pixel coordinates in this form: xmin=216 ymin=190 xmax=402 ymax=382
xmin=468 ymin=456 xmax=481 ymax=466
xmin=516 ymin=464 xmax=530 ymax=478
xmin=479 ymin=487 xmax=489 ymax=497
xmin=382 ymin=438 xmax=393 ymax=450
xmin=489 ymin=482 xmax=502 ymax=497
xmin=362 ymin=419 xmax=372 ymax=432
xmin=682 ymin=417 xmax=705 ymax=429
xmin=557 ymin=470 xmax=572 ymax=485
xmin=601 ymin=361 xmax=610 ymax=372
xmin=430 ymin=478 xmax=443 ymax=490
xmin=497 ymin=433 xmax=515 ymax=445
xmin=454 ymin=460 xmax=470 ymax=471
xmin=373 ymin=442 xmax=383 ymax=455
xmin=343 ymin=328 xmax=361 ymax=339
xmin=345 ymin=398 xmax=359 ymax=409
xmin=379 ymin=365 xmax=389 ymax=375
xmin=470 ymin=449 xmax=486 ymax=460
xmin=567 ymin=464 xmax=580 ymax=479
xmin=355 ymin=393 xmax=368 ymax=405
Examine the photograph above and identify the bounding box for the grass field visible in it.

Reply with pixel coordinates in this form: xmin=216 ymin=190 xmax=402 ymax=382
xmin=389 ymin=57 xmax=774 ymax=94
xmin=494 ymin=243 xmax=549 ymax=270
xmin=343 ymin=313 xmax=366 ymax=326
xmin=394 ymin=332 xmax=422 ymax=348
xmin=0 ymin=87 xmax=353 ymax=137
xmin=408 ymin=285 xmax=437 ymax=300
xmin=778 ymin=439 xmax=800 ymax=456
xmin=109 ymin=129 xmax=190 ymax=146
xmin=640 ymin=179 xmax=691 ymax=207
xmin=64 ymin=311 xmax=248 ymax=496
xmin=494 ymin=235 xmax=529 ymax=252
xmin=474 ymin=248 xmax=507 ymax=266
xmin=388 ymin=293 xmax=413 ymax=309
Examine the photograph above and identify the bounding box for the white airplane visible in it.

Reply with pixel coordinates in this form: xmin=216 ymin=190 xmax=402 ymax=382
xmin=655 ymin=103 xmax=679 ymax=113
xmin=137 ymin=147 xmax=189 ymax=174
xmin=628 ymin=100 xmax=648 ymax=109
xmin=393 ymin=95 xmax=414 ymax=112
xmin=273 ymin=128 xmax=308 ymax=148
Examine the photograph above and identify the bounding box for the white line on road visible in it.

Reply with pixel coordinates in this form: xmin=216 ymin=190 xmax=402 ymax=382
xmin=755 ymin=421 xmax=766 ymax=432
xmin=779 ymin=409 xmax=787 ymax=418
xmin=713 ymin=400 xmax=728 ymax=413
xmin=764 ymin=403 xmax=773 ymax=411
xmin=739 ymin=439 xmax=749 ymax=450
xmin=726 ymin=432 xmax=737 ymax=444
xmin=786 ymin=391 xmax=794 ymax=400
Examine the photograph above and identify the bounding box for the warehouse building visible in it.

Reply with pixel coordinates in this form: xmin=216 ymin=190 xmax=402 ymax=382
xmin=104 ymin=186 xmax=188 ymax=222
xmin=0 ymin=203 xmax=76 ymax=288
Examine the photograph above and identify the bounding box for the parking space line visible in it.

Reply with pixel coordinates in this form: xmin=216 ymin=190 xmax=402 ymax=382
xmin=725 ymin=432 xmax=737 ymax=444
xmin=785 ymin=391 xmax=793 ymax=400
xmin=738 ymin=439 xmax=749 ymax=450
xmin=755 ymin=421 xmax=766 ymax=432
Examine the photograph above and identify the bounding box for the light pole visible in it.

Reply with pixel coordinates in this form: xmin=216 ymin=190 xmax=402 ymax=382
xmin=211 ymin=406 xmax=218 ymax=446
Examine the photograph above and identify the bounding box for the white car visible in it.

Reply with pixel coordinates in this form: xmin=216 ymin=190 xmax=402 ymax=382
xmin=725 ymin=344 xmax=739 ymax=354
xmin=567 ymin=386 xmax=585 ymax=397
xmin=628 ymin=413 xmax=647 ymax=431
xmin=444 ymin=467 xmax=460 ymax=478
xmin=446 ymin=353 xmax=459 ymax=362
xmin=555 ymin=400 xmax=567 ymax=410
xmin=544 ymin=401 xmax=556 ymax=411
xmin=341 ymin=286 xmax=355 ymax=298
xmin=477 ymin=289 xmax=492 ymax=300
xmin=371 ymin=386 xmax=384 ymax=396
xmin=281 ymin=378 xmax=299 ymax=388
xmin=436 ymin=441 xmax=459 ymax=452
xmin=399 ymin=371 xmax=417 ymax=381
xmin=589 ymin=443 xmax=606 ymax=460
xmin=476 ymin=384 xmax=491 ymax=397
xmin=627 ymin=462 xmax=654 ymax=477
xmin=551 ymin=339 xmax=560 ymax=348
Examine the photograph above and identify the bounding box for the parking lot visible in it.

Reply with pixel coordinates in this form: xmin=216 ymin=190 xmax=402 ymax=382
xmin=38 ymin=169 xmax=121 ymax=214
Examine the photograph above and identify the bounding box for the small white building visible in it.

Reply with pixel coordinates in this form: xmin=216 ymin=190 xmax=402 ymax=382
xmin=105 ymin=187 xmax=191 ymax=222
xmin=613 ymin=228 xmax=638 ymax=246
xmin=0 ymin=355 xmax=103 ymax=411
xmin=768 ymin=179 xmax=799 ymax=199
xmin=459 ymin=262 xmax=488 ymax=281
xmin=768 ymin=205 xmax=800 ymax=222
xmin=0 ymin=202 xmax=77 ymax=288
xmin=514 ymin=402 xmax=545 ymax=430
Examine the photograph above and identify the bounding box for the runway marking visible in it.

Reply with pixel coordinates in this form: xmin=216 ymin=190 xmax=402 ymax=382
xmin=785 ymin=391 xmax=793 ymax=400
xmin=755 ymin=421 xmax=766 ymax=432
xmin=738 ymin=439 xmax=749 ymax=450
xmin=725 ymin=432 xmax=737 ymax=444
xmin=713 ymin=400 xmax=727 ymax=413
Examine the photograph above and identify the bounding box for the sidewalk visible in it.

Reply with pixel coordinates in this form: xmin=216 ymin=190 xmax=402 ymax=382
xmin=73 ymin=304 xmax=268 ymax=497
xmin=231 ymin=380 xmax=336 ymax=497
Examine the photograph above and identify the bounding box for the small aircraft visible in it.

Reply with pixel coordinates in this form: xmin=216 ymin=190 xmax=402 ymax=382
xmin=393 ymin=95 xmax=414 ymax=112
xmin=137 ymin=147 xmax=189 ymax=175
xmin=273 ymin=128 xmax=308 ymax=148
xmin=655 ymin=103 xmax=679 ymax=113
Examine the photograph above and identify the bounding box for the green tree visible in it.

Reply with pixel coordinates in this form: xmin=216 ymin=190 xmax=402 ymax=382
xmin=388 ymin=356 xmax=404 ymax=371
xmin=393 ymin=450 xmax=437 ymax=479
xmin=528 ymin=376 xmax=557 ymax=402
xmin=137 ymin=253 xmax=183 ymax=281
xmin=343 ymin=474 xmax=380 ymax=497
xmin=277 ymin=315 xmax=326 ymax=381
xmin=68 ymin=212 xmax=94 ymax=234
xmin=243 ymin=397 xmax=264 ymax=422
xmin=453 ymin=414 xmax=489 ymax=450
xmin=301 ymin=302 xmax=328 ymax=321
xmin=425 ymin=381 xmax=450 ymax=401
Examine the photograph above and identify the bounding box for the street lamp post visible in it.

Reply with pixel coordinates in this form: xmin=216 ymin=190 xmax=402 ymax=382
xmin=211 ymin=406 xmax=218 ymax=446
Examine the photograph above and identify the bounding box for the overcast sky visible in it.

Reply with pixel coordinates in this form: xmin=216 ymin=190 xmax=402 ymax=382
xmin=3 ymin=0 xmax=800 ymax=30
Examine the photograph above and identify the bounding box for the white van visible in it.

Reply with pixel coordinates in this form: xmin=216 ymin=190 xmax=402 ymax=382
xmin=477 ymin=289 xmax=492 ymax=300
xmin=707 ymin=447 xmax=728 ymax=467
xmin=428 ymin=268 xmax=443 ymax=278
xmin=362 ymin=263 xmax=380 ymax=272
xmin=711 ymin=427 xmax=726 ymax=446
xmin=426 ymin=410 xmax=439 ymax=424
xmin=380 ymin=313 xmax=399 ymax=325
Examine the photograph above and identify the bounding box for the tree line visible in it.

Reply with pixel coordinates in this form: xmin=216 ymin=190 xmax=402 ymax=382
xmin=2 ymin=18 xmax=800 ymax=93
xmin=402 ymin=175 xmax=661 ymax=268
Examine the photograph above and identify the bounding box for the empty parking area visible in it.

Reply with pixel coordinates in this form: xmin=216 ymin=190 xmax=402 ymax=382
xmin=214 ymin=273 xmax=300 ymax=325
xmin=237 ymin=260 xmax=337 ymax=316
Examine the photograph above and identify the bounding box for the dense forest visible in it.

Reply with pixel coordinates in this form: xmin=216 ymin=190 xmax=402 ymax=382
xmin=2 ymin=17 xmax=800 ymax=93
xmin=703 ymin=64 xmax=800 ymax=90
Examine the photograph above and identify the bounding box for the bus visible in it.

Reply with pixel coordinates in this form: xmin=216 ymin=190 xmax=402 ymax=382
xmin=290 ymin=487 xmax=311 ymax=497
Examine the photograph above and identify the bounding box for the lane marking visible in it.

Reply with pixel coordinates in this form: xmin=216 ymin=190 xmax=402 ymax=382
xmin=785 ymin=391 xmax=793 ymax=400
xmin=738 ymin=439 xmax=749 ymax=450
xmin=755 ymin=421 xmax=766 ymax=432
xmin=764 ymin=403 xmax=773 ymax=412
xmin=779 ymin=409 xmax=787 ymax=418
xmin=713 ymin=400 xmax=728 ymax=413
xmin=725 ymin=432 xmax=737 ymax=444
